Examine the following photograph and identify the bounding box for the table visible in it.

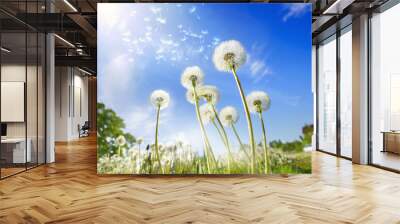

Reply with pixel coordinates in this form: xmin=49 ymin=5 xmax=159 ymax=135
xmin=1 ymin=138 xmax=31 ymax=163
xmin=382 ymin=131 xmax=400 ymax=154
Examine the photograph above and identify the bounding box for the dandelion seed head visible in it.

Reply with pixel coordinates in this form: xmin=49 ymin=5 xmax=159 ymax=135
xmin=199 ymin=104 xmax=215 ymax=124
xmin=136 ymin=137 xmax=144 ymax=144
xmin=246 ymin=91 xmax=271 ymax=113
xmin=185 ymin=89 xmax=197 ymax=104
xmin=213 ymin=40 xmax=247 ymax=72
xmin=150 ymin=89 xmax=170 ymax=110
xmin=116 ymin=135 xmax=126 ymax=146
xmin=198 ymin=85 xmax=220 ymax=105
xmin=219 ymin=106 xmax=239 ymax=126
xmin=181 ymin=66 xmax=204 ymax=89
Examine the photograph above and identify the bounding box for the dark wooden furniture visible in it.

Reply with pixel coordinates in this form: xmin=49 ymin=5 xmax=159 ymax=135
xmin=382 ymin=131 xmax=400 ymax=154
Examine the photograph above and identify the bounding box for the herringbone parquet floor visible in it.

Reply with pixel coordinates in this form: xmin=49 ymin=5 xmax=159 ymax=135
xmin=1 ymin=136 xmax=400 ymax=224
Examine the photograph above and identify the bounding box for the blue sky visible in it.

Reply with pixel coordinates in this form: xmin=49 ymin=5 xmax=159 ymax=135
xmin=98 ymin=3 xmax=312 ymax=155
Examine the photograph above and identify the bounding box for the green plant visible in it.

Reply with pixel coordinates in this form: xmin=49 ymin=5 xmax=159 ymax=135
xmin=97 ymin=102 xmax=135 ymax=157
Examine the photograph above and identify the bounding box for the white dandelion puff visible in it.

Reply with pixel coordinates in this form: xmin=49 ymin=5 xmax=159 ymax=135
xmin=213 ymin=40 xmax=247 ymax=72
xmin=219 ymin=106 xmax=239 ymax=126
xmin=181 ymin=66 xmax=204 ymax=89
xmin=185 ymin=89 xmax=196 ymax=104
xmin=116 ymin=135 xmax=126 ymax=146
xmin=246 ymin=91 xmax=271 ymax=113
xmin=199 ymin=104 xmax=215 ymax=125
xmin=136 ymin=137 xmax=143 ymax=145
xmin=150 ymin=89 xmax=170 ymax=110
xmin=198 ymin=85 xmax=220 ymax=105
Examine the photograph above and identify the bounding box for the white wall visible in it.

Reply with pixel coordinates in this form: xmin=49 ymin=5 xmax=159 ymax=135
xmin=55 ymin=67 xmax=89 ymax=141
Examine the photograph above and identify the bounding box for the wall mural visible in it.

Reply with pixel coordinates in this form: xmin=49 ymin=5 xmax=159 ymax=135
xmin=97 ymin=3 xmax=312 ymax=174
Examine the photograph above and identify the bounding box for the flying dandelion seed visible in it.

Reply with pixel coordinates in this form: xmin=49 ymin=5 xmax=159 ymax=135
xmin=246 ymin=90 xmax=271 ymax=174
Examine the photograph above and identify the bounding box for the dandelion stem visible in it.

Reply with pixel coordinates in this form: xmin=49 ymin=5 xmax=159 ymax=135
xmin=192 ymin=83 xmax=216 ymax=173
xmin=258 ymin=111 xmax=270 ymax=174
xmin=138 ymin=144 xmax=141 ymax=160
xmin=231 ymin=123 xmax=251 ymax=161
xmin=211 ymin=119 xmax=231 ymax=173
xmin=211 ymin=106 xmax=233 ymax=173
xmin=154 ymin=105 xmax=163 ymax=173
xmin=231 ymin=67 xmax=256 ymax=174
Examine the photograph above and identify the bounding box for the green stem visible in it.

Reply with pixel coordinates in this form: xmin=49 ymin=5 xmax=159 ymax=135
xmin=231 ymin=67 xmax=256 ymax=174
xmin=258 ymin=111 xmax=270 ymax=174
xmin=211 ymin=119 xmax=231 ymax=173
xmin=211 ymin=105 xmax=233 ymax=173
xmin=154 ymin=105 xmax=163 ymax=173
xmin=193 ymin=84 xmax=216 ymax=173
xmin=138 ymin=144 xmax=141 ymax=159
xmin=231 ymin=123 xmax=251 ymax=161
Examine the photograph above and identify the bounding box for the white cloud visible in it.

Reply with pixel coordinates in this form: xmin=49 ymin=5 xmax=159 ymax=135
xmin=201 ymin=30 xmax=208 ymax=35
xmin=122 ymin=31 xmax=131 ymax=36
xmin=250 ymin=60 xmax=272 ymax=83
xmin=177 ymin=24 xmax=183 ymax=29
xmin=156 ymin=17 xmax=167 ymax=24
xmin=124 ymin=101 xmax=174 ymax=140
xmin=283 ymin=4 xmax=309 ymax=22
xmin=98 ymin=54 xmax=134 ymax=105
xmin=144 ymin=17 xmax=150 ymax=22
xmin=189 ymin=6 xmax=196 ymax=13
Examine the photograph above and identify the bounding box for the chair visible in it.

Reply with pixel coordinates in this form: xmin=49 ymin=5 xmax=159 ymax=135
xmin=79 ymin=121 xmax=90 ymax=138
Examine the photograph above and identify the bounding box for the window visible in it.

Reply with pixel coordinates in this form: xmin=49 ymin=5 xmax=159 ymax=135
xmin=339 ymin=26 xmax=352 ymax=158
xmin=318 ymin=35 xmax=337 ymax=154
xmin=370 ymin=2 xmax=400 ymax=171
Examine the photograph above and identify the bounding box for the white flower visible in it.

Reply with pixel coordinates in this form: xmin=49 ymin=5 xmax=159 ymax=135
xmin=150 ymin=89 xmax=170 ymax=110
xmin=116 ymin=135 xmax=126 ymax=146
xmin=213 ymin=40 xmax=247 ymax=72
xmin=219 ymin=106 xmax=239 ymax=126
xmin=185 ymin=89 xmax=196 ymax=104
xmin=198 ymin=85 xmax=220 ymax=105
xmin=199 ymin=104 xmax=215 ymax=124
xmin=246 ymin=91 xmax=271 ymax=113
xmin=181 ymin=66 xmax=204 ymax=89
xmin=136 ymin=137 xmax=143 ymax=144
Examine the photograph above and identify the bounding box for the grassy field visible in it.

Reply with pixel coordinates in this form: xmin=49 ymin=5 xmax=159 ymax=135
xmin=97 ymin=143 xmax=311 ymax=175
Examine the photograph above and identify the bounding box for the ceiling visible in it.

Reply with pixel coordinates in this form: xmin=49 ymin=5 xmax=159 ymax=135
xmin=0 ymin=0 xmax=392 ymax=74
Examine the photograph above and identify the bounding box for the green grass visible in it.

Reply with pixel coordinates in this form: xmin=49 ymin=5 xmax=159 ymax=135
xmin=97 ymin=144 xmax=311 ymax=175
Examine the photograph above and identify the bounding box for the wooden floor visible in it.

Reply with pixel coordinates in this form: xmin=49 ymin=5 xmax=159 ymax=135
xmin=0 ymin=136 xmax=400 ymax=224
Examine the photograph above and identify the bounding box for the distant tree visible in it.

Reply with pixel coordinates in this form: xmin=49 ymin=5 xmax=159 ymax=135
xmin=97 ymin=102 xmax=136 ymax=157
xmin=269 ymin=124 xmax=313 ymax=152
xmin=301 ymin=124 xmax=313 ymax=146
